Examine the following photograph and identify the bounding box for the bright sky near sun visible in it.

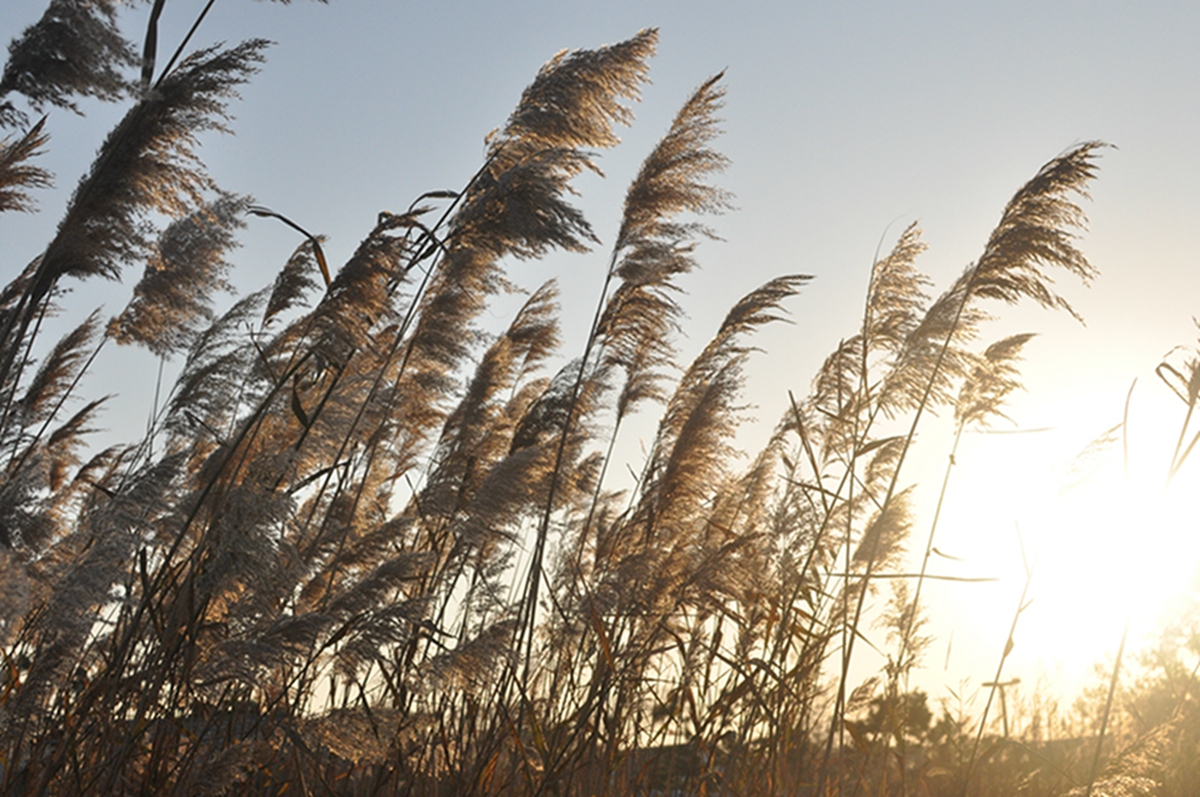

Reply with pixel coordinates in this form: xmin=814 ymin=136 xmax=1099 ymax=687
xmin=2 ymin=0 xmax=1200 ymax=717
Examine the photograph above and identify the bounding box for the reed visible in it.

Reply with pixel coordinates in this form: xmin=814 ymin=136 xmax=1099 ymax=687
xmin=0 ymin=3 xmax=1194 ymax=796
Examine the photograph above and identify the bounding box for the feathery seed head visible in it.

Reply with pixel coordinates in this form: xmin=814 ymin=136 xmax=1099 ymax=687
xmin=0 ymin=0 xmax=136 ymax=125
xmin=109 ymin=194 xmax=250 ymax=356
xmin=40 ymin=39 xmax=266 ymax=290
xmin=0 ymin=117 xmax=52 ymax=212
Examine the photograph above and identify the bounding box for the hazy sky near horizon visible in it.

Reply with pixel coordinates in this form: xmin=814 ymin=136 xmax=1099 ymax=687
xmin=2 ymin=0 xmax=1200 ymax=710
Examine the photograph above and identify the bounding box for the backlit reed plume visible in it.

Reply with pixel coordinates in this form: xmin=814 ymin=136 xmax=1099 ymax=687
xmin=601 ymin=71 xmax=732 ymax=422
xmin=0 ymin=0 xmax=135 ymax=126
xmin=515 ymin=71 xmax=733 ymax=682
xmin=0 ymin=38 xmax=267 ymax=426
xmin=0 ymin=117 xmax=51 ymax=212
xmin=109 ymin=193 xmax=250 ymax=356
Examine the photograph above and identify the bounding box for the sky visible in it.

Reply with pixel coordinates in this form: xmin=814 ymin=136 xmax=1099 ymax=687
xmin=3 ymin=0 xmax=1200 ymax=721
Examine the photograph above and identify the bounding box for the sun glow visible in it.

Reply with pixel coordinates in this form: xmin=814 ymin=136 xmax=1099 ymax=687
xmin=916 ymin=381 xmax=1200 ymax=701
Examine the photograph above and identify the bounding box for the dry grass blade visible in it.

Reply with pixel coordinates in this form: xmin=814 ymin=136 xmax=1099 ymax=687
xmin=248 ymin=205 xmax=332 ymax=287
xmin=139 ymin=0 xmax=167 ymax=93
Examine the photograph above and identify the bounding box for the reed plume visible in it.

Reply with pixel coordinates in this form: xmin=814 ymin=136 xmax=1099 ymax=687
xmin=109 ymin=193 xmax=250 ymax=356
xmin=0 ymin=0 xmax=135 ymax=126
xmin=0 ymin=37 xmax=268 ymax=426
xmin=0 ymin=117 xmax=51 ymax=211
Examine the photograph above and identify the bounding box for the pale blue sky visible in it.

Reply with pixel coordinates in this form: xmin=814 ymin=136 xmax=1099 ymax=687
xmin=3 ymin=0 xmax=1199 ymax=708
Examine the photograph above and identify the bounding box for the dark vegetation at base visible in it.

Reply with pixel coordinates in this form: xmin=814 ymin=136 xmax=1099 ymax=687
xmin=0 ymin=2 xmax=1198 ymax=795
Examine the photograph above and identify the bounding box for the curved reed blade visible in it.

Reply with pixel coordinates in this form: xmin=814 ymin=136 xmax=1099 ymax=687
xmin=248 ymin=205 xmax=331 ymax=287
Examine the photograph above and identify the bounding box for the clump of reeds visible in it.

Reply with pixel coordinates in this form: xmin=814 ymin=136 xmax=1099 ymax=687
xmin=3 ymin=3 xmax=1177 ymax=797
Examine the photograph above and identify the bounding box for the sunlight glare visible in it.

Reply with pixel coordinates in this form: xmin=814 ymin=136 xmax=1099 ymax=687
xmin=923 ymin=383 xmax=1200 ymax=701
